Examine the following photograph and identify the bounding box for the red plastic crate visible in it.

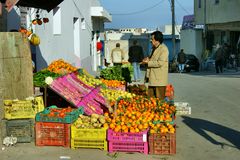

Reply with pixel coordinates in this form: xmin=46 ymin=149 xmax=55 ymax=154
xmin=107 ymin=129 xmax=148 ymax=154
xmin=35 ymin=122 xmax=70 ymax=147
xmin=148 ymin=132 xmax=176 ymax=155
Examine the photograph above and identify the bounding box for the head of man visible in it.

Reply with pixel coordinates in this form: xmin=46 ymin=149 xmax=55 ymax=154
xmin=116 ymin=43 xmax=120 ymax=47
xmin=150 ymin=31 xmax=163 ymax=48
xmin=133 ymin=40 xmax=138 ymax=45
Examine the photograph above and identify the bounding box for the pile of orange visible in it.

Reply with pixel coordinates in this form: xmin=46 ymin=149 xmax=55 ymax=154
xmin=47 ymin=59 xmax=78 ymax=74
xmin=100 ymin=79 xmax=125 ymax=88
xmin=104 ymin=96 xmax=176 ymax=133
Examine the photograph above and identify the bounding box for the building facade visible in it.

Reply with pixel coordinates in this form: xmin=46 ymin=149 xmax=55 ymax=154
xmin=0 ymin=0 xmax=111 ymax=75
xmin=194 ymin=0 xmax=240 ymax=59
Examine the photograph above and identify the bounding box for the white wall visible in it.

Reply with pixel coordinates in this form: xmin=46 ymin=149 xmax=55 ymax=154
xmin=180 ymin=29 xmax=203 ymax=60
xmin=33 ymin=0 xmax=93 ymax=72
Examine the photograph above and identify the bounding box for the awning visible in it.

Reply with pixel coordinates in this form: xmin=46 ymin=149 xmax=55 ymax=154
xmin=91 ymin=6 xmax=112 ymax=22
xmin=17 ymin=0 xmax=64 ymax=12
xmin=0 ymin=0 xmax=63 ymax=12
xmin=207 ymin=21 xmax=240 ymax=31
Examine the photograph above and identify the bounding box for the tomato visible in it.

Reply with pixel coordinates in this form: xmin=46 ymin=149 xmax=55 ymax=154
xmin=48 ymin=112 xmax=55 ymax=117
xmin=59 ymin=112 xmax=66 ymax=118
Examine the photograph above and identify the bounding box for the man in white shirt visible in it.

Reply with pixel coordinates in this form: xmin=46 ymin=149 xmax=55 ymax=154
xmin=111 ymin=43 xmax=124 ymax=66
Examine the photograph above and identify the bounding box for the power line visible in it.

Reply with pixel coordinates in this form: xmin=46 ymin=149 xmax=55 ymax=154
xmin=175 ymin=0 xmax=191 ymax=15
xmin=111 ymin=0 xmax=165 ymax=16
xmin=72 ymin=0 xmax=93 ymax=34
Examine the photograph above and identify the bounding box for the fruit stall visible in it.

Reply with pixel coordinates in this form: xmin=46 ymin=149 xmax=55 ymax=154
xmin=1 ymin=59 xmax=177 ymax=155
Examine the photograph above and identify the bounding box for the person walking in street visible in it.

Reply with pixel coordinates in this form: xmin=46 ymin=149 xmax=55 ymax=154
xmin=201 ymin=49 xmax=209 ymax=71
xmin=214 ymin=44 xmax=224 ymax=73
xmin=177 ymin=49 xmax=186 ymax=73
xmin=111 ymin=43 xmax=124 ymax=66
xmin=142 ymin=31 xmax=169 ymax=100
xmin=128 ymin=40 xmax=144 ymax=82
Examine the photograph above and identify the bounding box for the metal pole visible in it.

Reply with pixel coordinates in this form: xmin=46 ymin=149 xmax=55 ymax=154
xmin=171 ymin=0 xmax=176 ymax=57
xmin=204 ymin=0 xmax=207 ymax=51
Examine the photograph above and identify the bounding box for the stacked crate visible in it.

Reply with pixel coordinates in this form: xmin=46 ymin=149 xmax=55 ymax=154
xmin=1 ymin=96 xmax=44 ymax=143
xmin=35 ymin=106 xmax=83 ymax=147
xmin=107 ymin=129 xmax=149 ymax=154
xmin=71 ymin=127 xmax=107 ymax=150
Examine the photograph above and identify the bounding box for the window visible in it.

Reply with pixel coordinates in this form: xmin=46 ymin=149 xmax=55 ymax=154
xmin=73 ymin=17 xmax=80 ymax=57
xmin=81 ymin=18 xmax=86 ymax=30
xmin=53 ymin=7 xmax=61 ymax=35
xmin=198 ymin=0 xmax=201 ymax=8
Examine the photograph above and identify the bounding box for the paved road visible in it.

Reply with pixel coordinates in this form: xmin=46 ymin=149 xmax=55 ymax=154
xmin=170 ymin=71 xmax=240 ymax=160
xmin=1 ymin=71 xmax=240 ymax=160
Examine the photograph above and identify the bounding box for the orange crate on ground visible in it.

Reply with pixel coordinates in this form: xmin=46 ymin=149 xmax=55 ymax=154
xmin=35 ymin=122 xmax=70 ymax=147
xmin=148 ymin=132 xmax=176 ymax=155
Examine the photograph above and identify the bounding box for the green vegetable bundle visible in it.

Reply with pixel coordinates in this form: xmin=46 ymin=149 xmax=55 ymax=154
xmin=100 ymin=66 xmax=124 ymax=81
xmin=33 ymin=69 xmax=60 ymax=87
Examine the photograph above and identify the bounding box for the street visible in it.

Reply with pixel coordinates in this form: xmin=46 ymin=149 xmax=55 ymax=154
xmin=1 ymin=71 xmax=240 ymax=160
xmin=170 ymin=71 xmax=240 ymax=160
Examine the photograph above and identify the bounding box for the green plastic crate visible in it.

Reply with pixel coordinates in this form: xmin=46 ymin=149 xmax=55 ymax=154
xmin=36 ymin=105 xmax=84 ymax=123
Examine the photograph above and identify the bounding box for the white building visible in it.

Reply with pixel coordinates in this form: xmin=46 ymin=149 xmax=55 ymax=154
xmin=1 ymin=0 xmax=111 ymax=75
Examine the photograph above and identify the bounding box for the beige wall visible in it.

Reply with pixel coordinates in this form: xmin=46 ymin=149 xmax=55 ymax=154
xmin=194 ymin=0 xmax=240 ymax=25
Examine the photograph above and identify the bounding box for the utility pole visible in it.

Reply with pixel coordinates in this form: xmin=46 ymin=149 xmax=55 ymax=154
xmin=171 ymin=0 xmax=176 ymax=58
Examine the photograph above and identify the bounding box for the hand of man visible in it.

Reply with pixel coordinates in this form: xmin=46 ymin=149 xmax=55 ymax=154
xmin=142 ymin=57 xmax=149 ymax=64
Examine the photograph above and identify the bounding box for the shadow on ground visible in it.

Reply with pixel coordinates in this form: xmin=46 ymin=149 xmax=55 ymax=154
xmin=182 ymin=116 xmax=240 ymax=149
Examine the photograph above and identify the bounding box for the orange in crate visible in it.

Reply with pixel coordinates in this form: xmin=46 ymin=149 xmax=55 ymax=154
xmin=148 ymin=132 xmax=176 ymax=155
xmin=35 ymin=122 xmax=70 ymax=147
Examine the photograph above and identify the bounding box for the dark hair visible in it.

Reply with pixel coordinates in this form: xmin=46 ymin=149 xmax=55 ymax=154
xmin=151 ymin=31 xmax=163 ymax=44
xmin=133 ymin=40 xmax=137 ymax=45
xmin=116 ymin=43 xmax=120 ymax=47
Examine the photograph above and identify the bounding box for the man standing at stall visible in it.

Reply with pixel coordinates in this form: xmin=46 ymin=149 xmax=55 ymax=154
xmin=128 ymin=40 xmax=144 ymax=82
xmin=142 ymin=31 xmax=169 ymax=99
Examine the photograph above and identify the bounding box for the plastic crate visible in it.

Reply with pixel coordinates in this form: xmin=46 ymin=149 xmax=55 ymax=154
xmin=35 ymin=106 xmax=83 ymax=123
xmin=107 ymin=129 xmax=148 ymax=154
xmin=35 ymin=122 xmax=70 ymax=147
xmin=4 ymin=96 xmax=44 ymax=120
xmin=1 ymin=119 xmax=35 ymax=143
xmin=71 ymin=126 xmax=107 ymax=150
xmin=175 ymin=102 xmax=191 ymax=115
xmin=148 ymin=132 xmax=176 ymax=155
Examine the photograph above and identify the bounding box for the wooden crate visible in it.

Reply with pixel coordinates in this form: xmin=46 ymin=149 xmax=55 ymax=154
xmin=148 ymin=132 xmax=176 ymax=155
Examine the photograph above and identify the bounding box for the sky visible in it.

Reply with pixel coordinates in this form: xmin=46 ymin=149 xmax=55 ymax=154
xmin=99 ymin=0 xmax=194 ymax=30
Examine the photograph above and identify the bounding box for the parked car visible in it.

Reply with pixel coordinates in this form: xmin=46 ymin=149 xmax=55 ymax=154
xmin=185 ymin=54 xmax=200 ymax=72
xmin=169 ymin=54 xmax=200 ymax=73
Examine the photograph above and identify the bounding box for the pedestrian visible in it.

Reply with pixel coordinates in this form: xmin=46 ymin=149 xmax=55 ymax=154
xmin=177 ymin=49 xmax=186 ymax=73
xmin=111 ymin=43 xmax=124 ymax=66
xmin=214 ymin=44 xmax=224 ymax=73
xmin=128 ymin=40 xmax=144 ymax=82
xmin=142 ymin=31 xmax=169 ymax=100
xmin=201 ymin=49 xmax=209 ymax=71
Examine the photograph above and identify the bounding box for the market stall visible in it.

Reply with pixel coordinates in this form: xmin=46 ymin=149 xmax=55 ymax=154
xmin=2 ymin=58 xmax=177 ymax=155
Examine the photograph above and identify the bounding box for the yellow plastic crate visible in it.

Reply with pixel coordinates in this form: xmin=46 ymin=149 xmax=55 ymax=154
xmin=71 ymin=126 xmax=107 ymax=150
xmin=4 ymin=96 xmax=45 ymax=119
